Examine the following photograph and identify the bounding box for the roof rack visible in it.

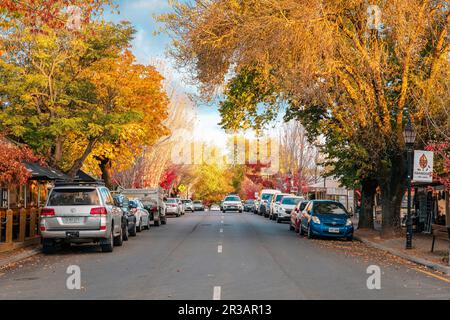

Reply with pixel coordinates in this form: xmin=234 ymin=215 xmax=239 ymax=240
xmin=54 ymin=179 xmax=105 ymax=187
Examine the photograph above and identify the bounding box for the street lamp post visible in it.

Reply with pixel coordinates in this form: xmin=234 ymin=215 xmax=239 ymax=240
xmin=403 ymin=118 xmax=416 ymax=250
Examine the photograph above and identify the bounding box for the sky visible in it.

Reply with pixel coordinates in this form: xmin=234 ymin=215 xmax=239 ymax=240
xmin=103 ymin=0 xmax=282 ymax=149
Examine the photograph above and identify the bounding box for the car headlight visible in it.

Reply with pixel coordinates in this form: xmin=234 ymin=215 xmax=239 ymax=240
xmin=346 ymin=218 xmax=353 ymax=226
xmin=311 ymin=216 xmax=321 ymax=224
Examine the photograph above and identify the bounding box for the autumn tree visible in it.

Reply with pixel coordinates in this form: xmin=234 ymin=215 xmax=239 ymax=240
xmin=161 ymin=0 xmax=449 ymax=236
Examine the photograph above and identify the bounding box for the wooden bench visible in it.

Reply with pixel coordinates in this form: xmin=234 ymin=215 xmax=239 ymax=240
xmin=431 ymin=224 xmax=450 ymax=252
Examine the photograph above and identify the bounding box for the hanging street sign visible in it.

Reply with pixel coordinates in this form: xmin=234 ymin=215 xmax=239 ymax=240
xmin=178 ymin=184 xmax=187 ymax=192
xmin=413 ymin=150 xmax=434 ymax=183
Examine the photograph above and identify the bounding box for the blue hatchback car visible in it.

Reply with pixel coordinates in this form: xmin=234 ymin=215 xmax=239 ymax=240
xmin=299 ymin=200 xmax=354 ymax=241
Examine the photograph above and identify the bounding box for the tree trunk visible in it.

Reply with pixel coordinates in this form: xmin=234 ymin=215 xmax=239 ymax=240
xmin=54 ymin=136 xmax=64 ymax=165
xmin=98 ymin=157 xmax=113 ymax=189
xmin=379 ymin=154 xmax=406 ymax=238
xmin=66 ymin=139 xmax=97 ymax=179
xmin=358 ymin=178 xmax=378 ymax=229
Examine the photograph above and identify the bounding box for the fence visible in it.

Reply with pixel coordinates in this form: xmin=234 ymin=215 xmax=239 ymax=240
xmin=0 ymin=207 xmax=41 ymax=252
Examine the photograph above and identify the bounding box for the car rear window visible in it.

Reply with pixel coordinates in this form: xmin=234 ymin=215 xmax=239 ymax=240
xmin=47 ymin=189 xmax=100 ymax=206
xmin=166 ymin=198 xmax=177 ymax=203
xmin=193 ymin=200 xmax=202 ymax=204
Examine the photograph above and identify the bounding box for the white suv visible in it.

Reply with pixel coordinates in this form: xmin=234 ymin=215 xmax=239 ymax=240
xmin=40 ymin=182 xmax=124 ymax=253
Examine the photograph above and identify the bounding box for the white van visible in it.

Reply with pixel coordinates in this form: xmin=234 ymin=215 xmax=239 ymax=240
xmin=258 ymin=189 xmax=281 ymax=218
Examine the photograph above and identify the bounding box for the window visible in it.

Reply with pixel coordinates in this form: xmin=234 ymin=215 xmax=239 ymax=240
xmin=47 ymin=189 xmax=100 ymax=206
xmin=313 ymin=202 xmax=348 ymax=215
xmin=1 ymin=188 xmax=7 ymax=208
xmin=225 ymin=196 xmax=240 ymax=202
xmin=282 ymin=197 xmax=301 ymax=205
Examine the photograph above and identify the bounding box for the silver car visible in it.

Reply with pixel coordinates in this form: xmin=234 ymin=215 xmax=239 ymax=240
xmin=40 ymin=183 xmax=124 ymax=253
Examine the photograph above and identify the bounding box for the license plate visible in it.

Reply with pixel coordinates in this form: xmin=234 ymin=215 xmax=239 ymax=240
xmin=63 ymin=217 xmax=83 ymax=224
xmin=65 ymin=231 xmax=79 ymax=238
xmin=328 ymin=228 xmax=340 ymax=233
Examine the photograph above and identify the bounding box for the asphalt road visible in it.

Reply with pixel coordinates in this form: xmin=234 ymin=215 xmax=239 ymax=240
xmin=0 ymin=210 xmax=449 ymax=299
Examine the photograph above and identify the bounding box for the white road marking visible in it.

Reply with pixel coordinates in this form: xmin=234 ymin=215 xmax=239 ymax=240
xmin=221 ymin=220 xmax=224 ymax=224
xmin=220 ymin=228 xmax=223 ymax=233
xmin=213 ymin=286 xmax=221 ymax=300
xmin=217 ymin=245 xmax=222 ymax=253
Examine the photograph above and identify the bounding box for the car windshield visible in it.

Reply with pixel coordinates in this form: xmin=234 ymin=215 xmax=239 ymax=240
xmin=193 ymin=200 xmax=202 ymax=204
xmin=47 ymin=189 xmax=100 ymax=206
xmin=245 ymin=200 xmax=254 ymax=204
xmin=275 ymin=194 xmax=285 ymax=202
xmin=313 ymin=202 xmax=348 ymax=215
xmin=182 ymin=200 xmax=192 ymax=203
xmin=282 ymin=197 xmax=301 ymax=205
xmin=166 ymin=198 xmax=177 ymax=203
xmin=261 ymin=194 xmax=273 ymax=201
xmin=225 ymin=196 xmax=240 ymax=201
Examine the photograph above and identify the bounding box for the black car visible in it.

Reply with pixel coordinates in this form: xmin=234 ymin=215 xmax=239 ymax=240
xmin=113 ymin=194 xmax=137 ymax=237
xmin=243 ymin=199 xmax=255 ymax=212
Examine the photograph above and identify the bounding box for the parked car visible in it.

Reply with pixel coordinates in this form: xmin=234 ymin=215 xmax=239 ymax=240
xmin=210 ymin=204 xmax=221 ymax=211
xmin=269 ymin=193 xmax=291 ymax=220
xmin=165 ymin=198 xmax=181 ymax=217
xmin=128 ymin=199 xmax=151 ymax=232
xmin=290 ymin=200 xmax=309 ymax=233
xmin=243 ymin=199 xmax=255 ymax=212
xmin=222 ymin=195 xmax=243 ymax=213
xmin=175 ymin=198 xmax=186 ymax=215
xmin=112 ymin=194 xmax=135 ymax=239
xmin=182 ymin=199 xmax=194 ymax=212
xmin=193 ymin=200 xmax=205 ymax=211
xmin=121 ymin=188 xmax=166 ymax=226
xmin=40 ymin=182 xmax=125 ymax=253
xmin=299 ymin=200 xmax=354 ymax=240
xmin=253 ymin=198 xmax=260 ymax=214
xmin=258 ymin=189 xmax=281 ymax=217
xmin=273 ymin=195 xmax=303 ymax=223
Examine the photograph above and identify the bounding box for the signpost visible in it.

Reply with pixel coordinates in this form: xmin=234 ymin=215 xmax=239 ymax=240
xmin=178 ymin=184 xmax=187 ymax=193
xmin=413 ymin=150 xmax=434 ymax=183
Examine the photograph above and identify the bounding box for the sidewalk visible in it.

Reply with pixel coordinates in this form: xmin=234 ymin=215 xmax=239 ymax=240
xmin=354 ymin=228 xmax=450 ymax=275
xmin=0 ymin=245 xmax=41 ymax=271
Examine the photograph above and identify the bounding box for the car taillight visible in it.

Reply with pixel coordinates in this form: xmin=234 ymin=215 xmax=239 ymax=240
xmin=90 ymin=207 xmax=107 ymax=215
xmin=41 ymin=208 xmax=55 ymax=217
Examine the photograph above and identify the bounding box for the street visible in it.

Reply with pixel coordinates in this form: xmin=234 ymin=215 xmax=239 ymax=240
xmin=0 ymin=211 xmax=449 ymax=300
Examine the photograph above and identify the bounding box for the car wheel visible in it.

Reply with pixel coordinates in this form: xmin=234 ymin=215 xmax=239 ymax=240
xmin=136 ymin=219 xmax=142 ymax=232
xmin=346 ymin=235 xmax=353 ymax=241
xmin=122 ymin=224 xmax=129 ymax=241
xmin=113 ymin=226 xmax=123 ymax=246
xmin=42 ymin=239 xmax=56 ymax=254
xmin=101 ymin=231 xmax=114 ymax=252
xmin=307 ymin=224 xmax=314 ymax=239
xmin=276 ymin=218 xmax=282 ymax=223
xmin=154 ymin=219 xmax=160 ymax=226
xmin=129 ymin=223 xmax=137 ymax=237
xmin=299 ymin=223 xmax=304 ymax=235
xmin=239 ymin=210 xmax=242 ymax=213
xmin=161 ymin=218 xmax=167 ymax=225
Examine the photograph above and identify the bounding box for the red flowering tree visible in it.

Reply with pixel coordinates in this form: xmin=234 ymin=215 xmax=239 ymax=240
xmin=159 ymin=166 xmax=178 ymax=191
xmin=425 ymin=142 xmax=450 ymax=188
xmin=0 ymin=138 xmax=41 ymax=186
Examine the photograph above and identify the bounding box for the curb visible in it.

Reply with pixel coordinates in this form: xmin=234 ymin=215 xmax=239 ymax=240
xmin=354 ymin=236 xmax=450 ymax=275
xmin=0 ymin=246 xmax=41 ymax=270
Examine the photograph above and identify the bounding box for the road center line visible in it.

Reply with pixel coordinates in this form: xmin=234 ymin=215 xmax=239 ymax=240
xmin=220 ymin=228 xmax=223 ymax=233
xmin=217 ymin=244 xmax=222 ymax=253
xmin=213 ymin=286 xmax=221 ymax=300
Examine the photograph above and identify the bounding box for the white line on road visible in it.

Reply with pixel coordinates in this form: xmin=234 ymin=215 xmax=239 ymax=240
xmin=217 ymin=244 xmax=222 ymax=253
xmin=213 ymin=286 xmax=221 ymax=300
xmin=221 ymin=220 xmax=224 ymax=224
xmin=220 ymin=228 xmax=223 ymax=233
